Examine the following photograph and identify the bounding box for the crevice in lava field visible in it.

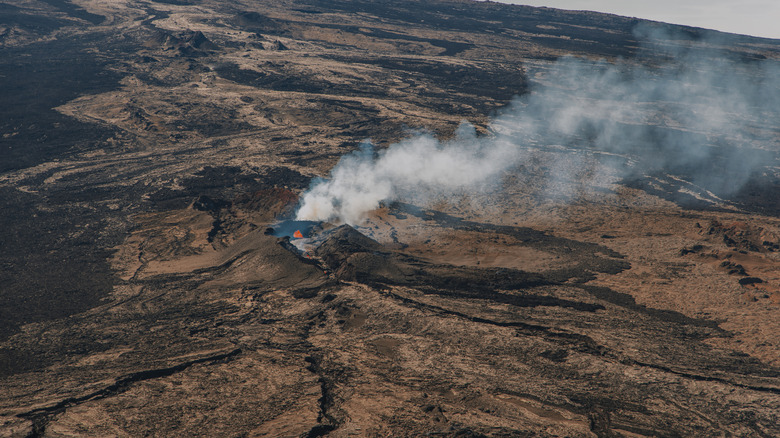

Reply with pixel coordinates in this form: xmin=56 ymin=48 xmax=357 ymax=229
xmin=17 ymin=349 xmax=242 ymax=436
xmin=303 ymin=355 xmax=340 ymax=437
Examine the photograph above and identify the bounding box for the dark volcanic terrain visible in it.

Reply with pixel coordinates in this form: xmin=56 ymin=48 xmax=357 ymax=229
xmin=1 ymin=0 xmax=780 ymax=436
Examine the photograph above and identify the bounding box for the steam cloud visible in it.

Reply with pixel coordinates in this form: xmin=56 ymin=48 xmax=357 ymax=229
xmin=296 ymin=27 xmax=780 ymax=224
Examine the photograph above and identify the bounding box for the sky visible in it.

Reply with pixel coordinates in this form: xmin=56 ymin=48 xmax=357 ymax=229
xmin=484 ymin=0 xmax=780 ymax=40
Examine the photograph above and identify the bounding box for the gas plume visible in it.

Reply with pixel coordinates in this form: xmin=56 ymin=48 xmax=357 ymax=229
xmin=296 ymin=27 xmax=780 ymax=224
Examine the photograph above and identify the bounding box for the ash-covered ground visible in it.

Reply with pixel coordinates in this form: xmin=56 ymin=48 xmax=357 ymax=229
xmin=1 ymin=0 xmax=780 ymax=436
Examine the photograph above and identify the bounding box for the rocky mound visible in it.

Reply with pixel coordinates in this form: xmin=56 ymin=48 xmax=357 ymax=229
xmin=145 ymin=29 xmax=219 ymax=55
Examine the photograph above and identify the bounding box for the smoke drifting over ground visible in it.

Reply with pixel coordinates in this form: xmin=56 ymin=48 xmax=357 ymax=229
xmin=296 ymin=29 xmax=780 ymax=224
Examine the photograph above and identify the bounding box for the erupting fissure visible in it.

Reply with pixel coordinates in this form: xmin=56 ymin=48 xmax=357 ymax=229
xmin=270 ymin=219 xmax=321 ymax=239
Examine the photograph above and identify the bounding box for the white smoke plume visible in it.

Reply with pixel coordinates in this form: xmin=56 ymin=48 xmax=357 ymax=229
xmin=295 ymin=124 xmax=521 ymax=224
xmin=296 ymin=26 xmax=780 ymax=224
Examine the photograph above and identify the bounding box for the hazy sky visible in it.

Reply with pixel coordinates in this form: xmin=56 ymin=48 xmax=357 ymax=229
xmin=485 ymin=1 xmax=780 ymax=40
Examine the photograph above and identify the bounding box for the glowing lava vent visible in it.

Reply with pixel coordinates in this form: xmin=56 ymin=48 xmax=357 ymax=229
xmin=270 ymin=220 xmax=321 ymax=239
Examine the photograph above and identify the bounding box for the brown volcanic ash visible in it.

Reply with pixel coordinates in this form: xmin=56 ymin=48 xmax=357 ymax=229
xmin=1 ymin=0 xmax=780 ymax=437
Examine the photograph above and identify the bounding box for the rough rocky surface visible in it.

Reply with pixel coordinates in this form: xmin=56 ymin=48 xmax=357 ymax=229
xmin=1 ymin=0 xmax=779 ymax=436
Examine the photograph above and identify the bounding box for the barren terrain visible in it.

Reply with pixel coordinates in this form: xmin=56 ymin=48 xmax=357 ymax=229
xmin=1 ymin=0 xmax=779 ymax=436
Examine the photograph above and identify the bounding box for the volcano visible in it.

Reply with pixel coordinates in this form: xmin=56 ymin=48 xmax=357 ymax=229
xmin=1 ymin=0 xmax=779 ymax=437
